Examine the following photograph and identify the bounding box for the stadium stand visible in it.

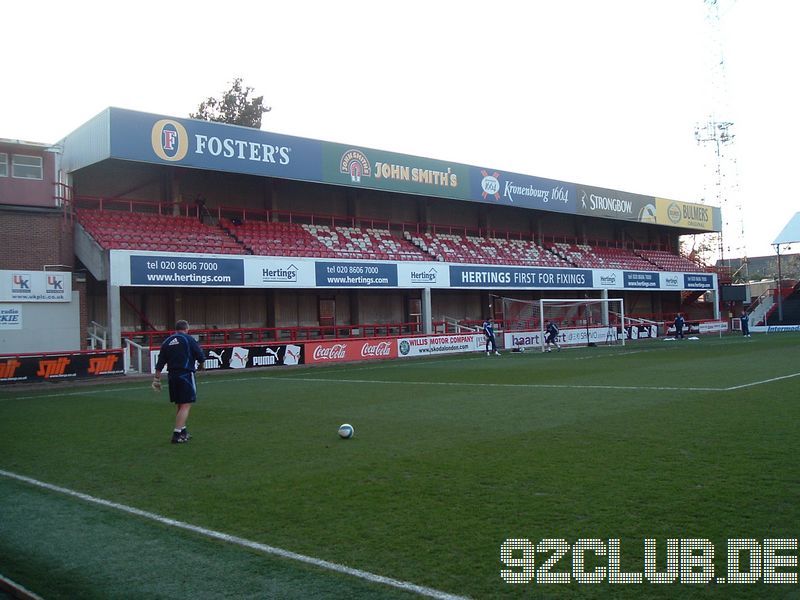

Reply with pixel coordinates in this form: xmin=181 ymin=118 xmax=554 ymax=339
xmin=302 ymin=224 xmax=431 ymax=261
xmin=635 ymin=249 xmax=708 ymax=272
xmin=548 ymin=242 xmax=657 ymax=270
xmin=547 ymin=243 xmax=602 ymax=268
xmin=220 ymin=219 xmax=328 ymax=257
xmin=77 ymin=206 xmax=705 ymax=270
xmin=78 ymin=210 xmax=245 ymax=254
xmin=484 ymin=237 xmax=571 ymax=267
xmin=404 ymin=231 xmax=572 ymax=267
xmin=220 ymin=219 xmax=432 ymax=261
xmin=584 ymin=246 xmax=657 ymax=270
xmin=2 ymin=116 xmax=735 ymax=361
xmin=405 ymin=231 xmax=478 ymax=263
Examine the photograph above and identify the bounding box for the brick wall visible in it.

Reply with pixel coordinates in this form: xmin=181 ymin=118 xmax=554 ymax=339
xmin=0 ymin=209 xmax=74 ymax=270
xmin=1 ymin=208 xmax=89 ymax=348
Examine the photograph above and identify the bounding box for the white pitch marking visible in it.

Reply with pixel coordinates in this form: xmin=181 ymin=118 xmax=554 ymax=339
xmin=1 ymin=386 xmax=148 ymax=402
xmin=573 ymin=350 xmax=650 ymax=360
xmin=0 ymin=574 xmax=44 ymax=600
xmin=5 ymin=368 xmax=798 ymax=399
xmin=0 ymin=469 xmax=468 ymax=600
xmin=723 ymin=372 xmax=800 ymax=390
xmin=263 ymin=377 xmax=721 ymax=392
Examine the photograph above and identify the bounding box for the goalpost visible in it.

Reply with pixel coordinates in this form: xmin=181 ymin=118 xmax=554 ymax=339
xmin=499 ymin=296 xmax=625 ymax=351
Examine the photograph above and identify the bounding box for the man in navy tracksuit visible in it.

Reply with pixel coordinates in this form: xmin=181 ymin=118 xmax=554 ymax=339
xmin=674 ymin=313 xmax=685 ymax=339
xmin=740 ymin=311 xmax=750 ymax=337
xmin=483 ymin=318 xmax=500 ymax=356
xmin=153 ymin=320 xmax=206 ymax=444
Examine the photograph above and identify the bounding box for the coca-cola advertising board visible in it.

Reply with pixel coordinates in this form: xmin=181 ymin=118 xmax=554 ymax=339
xmin=305 ymin=338 xmax=398 ymax=364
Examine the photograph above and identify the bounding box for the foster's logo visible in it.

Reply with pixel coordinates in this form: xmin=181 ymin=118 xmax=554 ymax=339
xmin=151 ymin=119 xmax=189 ymax=162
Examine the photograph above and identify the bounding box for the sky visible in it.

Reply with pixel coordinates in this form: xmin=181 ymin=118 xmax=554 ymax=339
xmin=3 ymin=0 xmax=797 ymax=260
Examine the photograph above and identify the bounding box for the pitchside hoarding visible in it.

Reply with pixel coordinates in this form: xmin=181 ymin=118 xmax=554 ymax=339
xmin=0 ymin=350 xmax=124 ymax=384
xmin=503 ymin=327 xmax=620 ymax=350
xmin=305 ymin=339 xmax=397 ymax=364
xmin=396 ymin=333 xmax=485 ymax=357
xmin=664 ymin=320 xmax=728 ymax=336
xmin=625 ymin=324 xmax=660 ymax=340
xmin=150 ymin=343 xmax=303 ymax=373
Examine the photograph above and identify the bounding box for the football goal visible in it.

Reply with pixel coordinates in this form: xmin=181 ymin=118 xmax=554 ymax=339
xmin=499 ymin=296 xmax=625 ymax=351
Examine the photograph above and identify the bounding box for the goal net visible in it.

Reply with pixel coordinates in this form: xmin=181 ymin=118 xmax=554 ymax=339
xmin=499 ymin=297 xmax=625 ymax=351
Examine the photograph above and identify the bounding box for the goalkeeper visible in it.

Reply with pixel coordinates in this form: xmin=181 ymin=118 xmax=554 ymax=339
xmin=483 ymin=318 xmax=501 ymax=356
xmin=544 ymin=320 xmax=561 ymax=352
xmin=152 ymin=320 xmax=206 ymax=444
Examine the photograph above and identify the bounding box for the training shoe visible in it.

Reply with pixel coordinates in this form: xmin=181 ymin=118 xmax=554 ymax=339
xmin=171 ymin=432 xmax=189 ymax=444
xmin=495 ymin=351 xmax=501 ymax=356
xmin=486 ymin=351 xmax=490 ymax=356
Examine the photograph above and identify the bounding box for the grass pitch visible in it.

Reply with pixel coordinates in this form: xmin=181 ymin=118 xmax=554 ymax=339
xmin=1 ymin=334 xmax=799 ymax=598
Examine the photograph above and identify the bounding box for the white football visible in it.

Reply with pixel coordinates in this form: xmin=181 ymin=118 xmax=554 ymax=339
xmin=338 ymin=423 xmax=354 ymax=439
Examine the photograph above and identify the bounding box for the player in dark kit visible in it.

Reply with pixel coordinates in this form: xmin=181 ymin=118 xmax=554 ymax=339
xmin=674 ymin=313 xmax=685 ymax=339
xmin=544 ymin=320 xmax=561 ymax=352
xmin=740 ymin=310 xmax=751 ymax=337
xmin=483 ymin=318 xmax=500 ymax=356
xmin=153 ymin=320 xmax=206 ymax=444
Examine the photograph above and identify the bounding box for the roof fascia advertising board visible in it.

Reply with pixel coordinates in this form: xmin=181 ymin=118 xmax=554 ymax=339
xmin=63 ymin=108 xmax=719 ymax=232
xmin=107 ymin=108 xmax=323 ymax=182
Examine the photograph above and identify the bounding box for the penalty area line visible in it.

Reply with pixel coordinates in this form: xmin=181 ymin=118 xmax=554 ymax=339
xmin=266 ymin=377 xmax=721 ymax=392
xmin=0 ymin=470 xmax=468 ymax=600
xmin=266 ymin=372 xmax=800 ymax=393
xmin=2 ymin=386 xmax=150 ymax=402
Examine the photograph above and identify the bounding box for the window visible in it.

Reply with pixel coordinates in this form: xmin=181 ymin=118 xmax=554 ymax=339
xmin=0 ymin=153 xmax=7 ymax=177
xmin=12 ymin=154 xmax=43 ymax=180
